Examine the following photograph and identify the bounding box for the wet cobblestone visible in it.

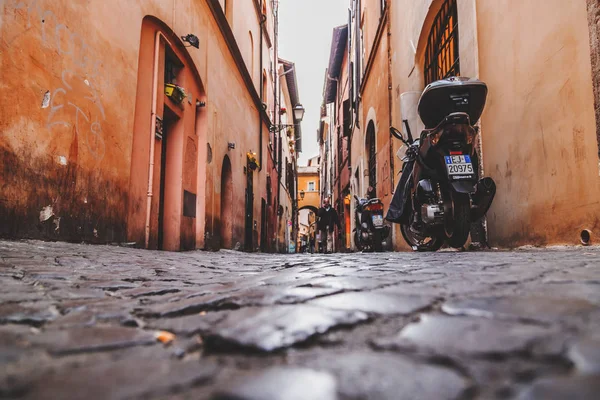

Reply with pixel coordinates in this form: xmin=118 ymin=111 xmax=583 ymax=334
xmin=0 ymin=240 xmax=599 ymax=399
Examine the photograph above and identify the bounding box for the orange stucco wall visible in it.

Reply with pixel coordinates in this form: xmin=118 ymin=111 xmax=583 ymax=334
xmin=298 ymin=171 xmax=320 ymax=211
xmin=1 ymin=0 xmax=275 ymax=250
xmin=475 ymin=0 xmax=600 ymax=246
xmin=384 ymin=0 xmax=600 ymax=247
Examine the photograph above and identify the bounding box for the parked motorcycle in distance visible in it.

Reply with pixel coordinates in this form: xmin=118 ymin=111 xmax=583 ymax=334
xmin=354 ymin=194 xmax=390 ymax=252
xmin=387 ymin=77 xmax=496 ymax=252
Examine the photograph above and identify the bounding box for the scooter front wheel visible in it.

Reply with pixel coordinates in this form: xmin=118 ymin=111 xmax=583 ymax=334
xmin=400 ymin=224 xmax=444 ymax=252
xmin=354 ymin=232 xmax=364 ymax=252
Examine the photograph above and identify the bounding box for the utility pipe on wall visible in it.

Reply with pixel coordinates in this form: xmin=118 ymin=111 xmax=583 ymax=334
xmin=145 ymin=31 xmax=174 ymax=249
xmin=259 ymin=0 xmax=266 ymax=172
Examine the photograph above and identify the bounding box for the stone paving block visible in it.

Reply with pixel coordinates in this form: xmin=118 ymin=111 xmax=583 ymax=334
xmin=204 ymin=305 xmax=369 ymax=352
xmin=567 ymin=335 xmax=600 ymax=374
xmin=14 ymin=356 xmax=218 ymax=400
xmin=139 ymin=293 xmax=237 ymax=318
xmin=211 ymin=367 xmax=338 ymax=400
xmin=77 ymin=280 xmax=139 ymax=291
xmin=298 ymin=276 xmax=395 ymax=291
xmin=313 ymin=352 xmax=470 ymax=400
xmin=120 ymin=286 xmax=182 ymax=299
xmin=0 ymin=303 xmax=59 ymax=326
xmin=524 ymin=282 xmax=600 ymax=305
xmin=46 ymin=287 xmax=107 ymax=301
xmin=541 ymin=269 xmax=600 ymax=284
xmin=517 ymin=374 xmax=600 ymax=400
xmin=309 ymin=291 xmax=436 ymax=316
xmin=442 ymin=296 xmax=598 ymax=323
xmin=228 ymin=286 xmax=342 ymax=306
xmin=0 ymin=325 xmax=40 ymax=365
xmin=146 ymin=311 xmax=229 ymax=336
xmin=29 ymin=326 xmax=157 ymax=355
xmin=262 ymin=271 xmax=325 ymax=285
xmin=376 ymin=314 xmax=554 ymax=356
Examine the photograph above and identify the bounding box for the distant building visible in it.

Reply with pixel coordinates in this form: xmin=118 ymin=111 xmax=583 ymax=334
xmin=297 ymin=162 xmax=320 ymax=252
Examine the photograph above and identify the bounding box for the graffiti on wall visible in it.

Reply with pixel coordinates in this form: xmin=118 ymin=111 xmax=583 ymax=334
xmin=2 ymin=0 xmax=108 ymax=160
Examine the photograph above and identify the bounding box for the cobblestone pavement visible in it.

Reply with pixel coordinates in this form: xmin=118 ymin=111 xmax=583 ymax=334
xmin=1 ymin=240 xmax=600 ymax=400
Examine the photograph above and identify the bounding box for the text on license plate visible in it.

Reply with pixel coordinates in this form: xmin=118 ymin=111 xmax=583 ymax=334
xmin=445 ymin=155 xmax=474 ymax=175
xmin=372 ymin=215 xmax=383 ymax=227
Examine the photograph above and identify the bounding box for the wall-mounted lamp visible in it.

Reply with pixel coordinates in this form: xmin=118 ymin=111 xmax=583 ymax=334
xmin=293 ymin=103 xmax=305 ymax=121
xmin=299 ymin=190 xmax=305 ymax=200
xmin=228 ymin=142 xmax=236 ymax=150
xmin=181 ymin=34 xmax=200 ymax=49
xmin=269 ymin=103 xmax=305 ymax=132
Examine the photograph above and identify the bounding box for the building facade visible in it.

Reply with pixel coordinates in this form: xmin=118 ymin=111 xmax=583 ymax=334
xmin=320 ymin=0 xmax=600 ymax=249
xmin=322 ymin=25 xmax=353 ymax=251
xmin=0 ymin=0 xmax=302 ymax=252
xmin=297 ymin=156 xmax=320 ymax=252
xmin=275 ymin=58 xmax=301 ymax=253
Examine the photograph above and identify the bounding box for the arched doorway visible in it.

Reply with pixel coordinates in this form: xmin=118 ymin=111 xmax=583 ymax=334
xmin=298 ymin=206 xmax=318 ymax=253
xmin=220 ymin=156 xmax=233 ymax=249
xmin=365 ymin=121 xmax=377 ymax=197
xmin=126 ymin=17 xmax=206 ymax=251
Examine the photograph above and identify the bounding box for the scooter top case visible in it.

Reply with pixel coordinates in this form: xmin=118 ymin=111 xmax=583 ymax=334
xmin=418 ymin=77 xmax=488 ymax=129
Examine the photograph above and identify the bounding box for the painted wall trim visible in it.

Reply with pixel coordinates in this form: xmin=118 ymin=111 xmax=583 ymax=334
xmin=359 ymin=6 xmax=389 ymax=95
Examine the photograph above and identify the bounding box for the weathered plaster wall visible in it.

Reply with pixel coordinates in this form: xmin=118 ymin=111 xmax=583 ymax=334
xmin=587 ymin=0 xmax=600 ymax=161
xmin=476 ymin=0 xmax=600 ymax=246
xmin=387 ymin=0 xmax=600 ymax=247
xmin=350 ymin=3 xmax=395 ymax=249
xmin=0 ymin=0 xmax=272 ymax=250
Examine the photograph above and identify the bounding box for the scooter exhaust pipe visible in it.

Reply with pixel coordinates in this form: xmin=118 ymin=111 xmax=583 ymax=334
xmin=471 ymin=177 xmax=496 ymax=221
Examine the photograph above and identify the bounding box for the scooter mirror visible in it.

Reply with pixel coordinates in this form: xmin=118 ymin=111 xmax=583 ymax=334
xmin=390 ymin=126 xmax=405 ymax=142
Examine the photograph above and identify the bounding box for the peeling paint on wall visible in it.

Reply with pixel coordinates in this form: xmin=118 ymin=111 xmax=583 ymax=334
xmin=41 ymin=90 xmax=50 ymax=108
xmin=39 ymin=205 xmax=54 ymax=222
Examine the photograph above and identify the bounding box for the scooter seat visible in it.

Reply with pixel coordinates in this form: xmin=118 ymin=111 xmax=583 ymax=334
xmin=421 ymin=112 xmax=471 ymax=136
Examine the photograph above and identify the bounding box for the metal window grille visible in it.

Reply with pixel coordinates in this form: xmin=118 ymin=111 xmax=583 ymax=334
xmin=424 ymin=0 xmax=460 ymax=85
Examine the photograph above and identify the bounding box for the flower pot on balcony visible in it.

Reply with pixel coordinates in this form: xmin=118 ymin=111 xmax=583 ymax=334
xmin=165 ymin=83 xmax=186 ymax=104
xmin=247 ymin=152 xmax=260 ymax=171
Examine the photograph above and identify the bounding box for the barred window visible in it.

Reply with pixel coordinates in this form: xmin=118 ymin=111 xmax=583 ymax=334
xmin=424 ymin=0 xmax=459 ymax=85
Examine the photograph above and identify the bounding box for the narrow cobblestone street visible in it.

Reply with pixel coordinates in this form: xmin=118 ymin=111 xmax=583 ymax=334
xmin=1 ymin=240 xmax=599 ymax=399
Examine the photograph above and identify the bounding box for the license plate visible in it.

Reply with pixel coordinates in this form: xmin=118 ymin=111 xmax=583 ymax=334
xmin=372 ymin=215 xmax=383 ymax=227
xmin=445 ymin=155 xmax=474 ymax=176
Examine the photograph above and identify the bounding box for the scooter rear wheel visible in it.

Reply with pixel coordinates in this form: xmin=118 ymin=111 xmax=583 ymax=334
xmin=444 ymin=192 xmax=471 ymax=249
xmin=372 ymin=231 xmax=384 ymax=252
xmin=400 ymin=224 xmax=444 ymax=252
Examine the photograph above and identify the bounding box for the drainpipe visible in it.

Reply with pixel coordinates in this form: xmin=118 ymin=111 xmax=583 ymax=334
xmin=272 ymin=0 xmax=280 ymax=252
xmin=259 ymin=1 xmax=266 ymax=171
xmin=386 ymin=3 xmax=394 ymax=192
xmin=145 ymin=31 xmax=174 ymax=249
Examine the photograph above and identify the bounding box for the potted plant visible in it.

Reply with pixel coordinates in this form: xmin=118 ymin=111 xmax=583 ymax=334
xmin=165 ymin=83 xmax=186 ymax=104
xmin=247 ymin=152 xmax=259 ymax=170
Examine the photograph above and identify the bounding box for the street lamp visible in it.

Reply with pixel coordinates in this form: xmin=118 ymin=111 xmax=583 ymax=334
xmin=269 ymin=104 xmax=305 ymax=132
xmin=293 ymin=104 xmax=305 ymax=122
xmin=299 ymin=190 xmax=305 ymax=200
